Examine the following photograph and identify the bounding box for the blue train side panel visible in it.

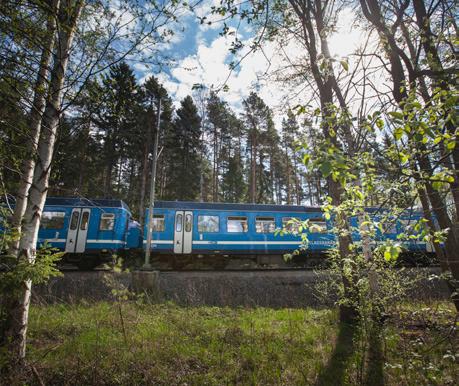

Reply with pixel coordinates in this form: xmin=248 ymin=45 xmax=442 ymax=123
xmin=144 ymin=202 xmax=335 ymax=256
xmin=126 ymin=220 xmax=142 ymax=249
xmin=37 ymin=197 xmax=133 ymax=256
xmin=144 ymin=201 xmax=433 ymax=257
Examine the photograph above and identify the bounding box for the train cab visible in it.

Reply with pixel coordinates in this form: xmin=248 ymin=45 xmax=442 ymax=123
xmin=38 ymin=197 xmax=134 ymax=269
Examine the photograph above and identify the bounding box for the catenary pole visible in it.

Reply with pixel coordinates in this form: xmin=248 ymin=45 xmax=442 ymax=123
xmin=143 ymin=98 xmax=161 ymax=269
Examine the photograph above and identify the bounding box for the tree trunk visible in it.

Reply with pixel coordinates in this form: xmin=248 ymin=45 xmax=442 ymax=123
xmin=250 ymin=131 xmax=257 ymax=203
xmin=139 ymin=109 xmax=154 ymax=228
xmin=286 ymin=148 xmax=291 ymax=204
xmin=212 ymin=126 xmax=218 ymax=202
xmin=77 ymin=119 xmax=90 ymax=193
xmin=293 ymin=156 xmax=301 ymax=205
xmin=359 ymin=0 xmax=459 ymax=311
xmin=5 ymin=0 xmax=83 ymax=364
xmin=287 ymin=0 xmax=358 ymax=323
xmin=8 ymin=0 xmax=60 ymax=257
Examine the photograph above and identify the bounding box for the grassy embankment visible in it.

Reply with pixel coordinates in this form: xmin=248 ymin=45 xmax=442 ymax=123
xmin=23 ymin=301 xmax=457 ymax=385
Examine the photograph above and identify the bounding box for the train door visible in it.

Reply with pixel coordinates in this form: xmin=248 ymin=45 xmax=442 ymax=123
xmin=173 ymin=211 xmax=193 ymax=254
xmin=65 ymin=208 xmax=91 ymax=253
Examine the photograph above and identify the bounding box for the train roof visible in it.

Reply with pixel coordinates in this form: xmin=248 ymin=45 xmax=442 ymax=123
xmin=45 ymin=197 xmax=131 ymax=211
xmin=152 ymin=201 xmax=424 ymax=215
xmin=153 ymin=201 xmax=322 ymax=213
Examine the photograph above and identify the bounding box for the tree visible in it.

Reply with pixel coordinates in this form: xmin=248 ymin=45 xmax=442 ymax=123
xmin=281 ymin=110 xmax=303 ymax=205
xmin=166 ymin=96 xmax=202 ymax=201
xmin=1 ymin=0 xmax=188 ymax=369
xmin=220 ymin=109 xmax=247 ymax=203
xmin=4 ymin=0 xmax=84 ymax=365
xmin=242 ymin=92 xmax=276 ymax=204
xmin=138 ymin=76 xmax=173 ymax=226
xmin=358 ymin=0 xmax=459 ymax=310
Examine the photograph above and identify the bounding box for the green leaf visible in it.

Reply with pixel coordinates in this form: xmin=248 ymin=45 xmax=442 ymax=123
xmin=399 ymin=152 xmax=408 ymax=164
xmin=433 ymin=136 xmax=442 ymax=145
xmin=446 ymin=141 xmax=456 ymax=151
xmin=383 ymin=245 xmax=400 ymax=262
xmin=340 ymin=60 xmax=349 ymax=71
xmin=320 ymin=161 xmax=332 ymax=177
xmin=432 ymin=181 xmax=443 ymax=191
xmin=394 ymin=127 xmax=403 ymax=140
xmin=389 ymin=111 xmax=404 ymax=120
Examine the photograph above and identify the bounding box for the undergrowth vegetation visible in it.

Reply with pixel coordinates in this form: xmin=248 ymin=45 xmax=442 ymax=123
xmin=19 ymin=301 xmax=457 ymax=385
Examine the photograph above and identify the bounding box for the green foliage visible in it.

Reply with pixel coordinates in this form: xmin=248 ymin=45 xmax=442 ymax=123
xmin=284 ymin=102 xmax=445 ymax=331
xmin=0 ymin=213 xmax=62 ymax=347
xmin=27 ymin=302 xmax=336 ymax=385
xmin=0 ymin=245 xmax=62 ymax=287
xmin=22 ymin=301 xmax=458 ymax=385
xmin=167 ymin=95 xmax=202 ymax=201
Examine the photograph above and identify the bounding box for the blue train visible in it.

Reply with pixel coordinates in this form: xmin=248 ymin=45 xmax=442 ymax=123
xmin=1 ymin=197 xmax=435 ymax=269
xmin=24 ymin=197 xmax=140 ymax=270
xmin=143 ymin=201 xmax=434 ymax=267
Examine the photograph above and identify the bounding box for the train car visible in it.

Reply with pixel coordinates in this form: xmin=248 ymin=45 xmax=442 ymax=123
xmin=37 ymin=197 xmax=140 ymax=269
xmin=143 ymin=201 xmax=435 ymax=268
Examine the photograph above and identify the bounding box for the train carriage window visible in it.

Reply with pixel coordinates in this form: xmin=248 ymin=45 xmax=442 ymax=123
xmin=69 ymin=211 xmax=79 ymax=230
xmin=282 ymin=217 xmax=300 ymax=234
xmin=227 ymin=216 xmax=248 ymax=233
xmin=185 ymin=214 xmax=192 ymax=232
xmin=399 ymin=219 xmax=415 ymax=234
xmin=309 ymin=218 xmax=327 ymax=233
xmin=198 ymin=215 xmax=219 ymax=233
xmin=152 ymin=215 xmax=165 ymax=232
xmin=385 ymin=220 xmax=397 ymax=234
xmin=80 ymin=212 xmax=89 ymax=230
xmin=255 ymin=217 xmax=276 ymax=233
xmin=100 ymin=213 xmax=115 ymax=231
xmin=176 ymin=214 xmax=183 ymax=232
xmin=41 ymin=211 xmax=65 ymax=230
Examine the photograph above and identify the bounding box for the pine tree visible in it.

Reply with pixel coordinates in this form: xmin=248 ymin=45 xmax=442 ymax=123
xmin=166 ymin=96 xmax=202 ymax=200
xmin=281 ymin=110 xmax=303 ymax=205
xmin=241 ymin=92 xmax=276 ymax=204
xmin=220 ymin=113 xmax=246 ymax=202
xmin=139 ymin=76 xmax=174 ymax=223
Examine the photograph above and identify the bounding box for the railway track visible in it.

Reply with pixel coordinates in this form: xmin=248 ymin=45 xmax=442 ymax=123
xmin=57 ymin=264 xmax=440 ymax=273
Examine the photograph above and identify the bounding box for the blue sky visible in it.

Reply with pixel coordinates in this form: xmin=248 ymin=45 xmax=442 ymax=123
xmin=127 ymin=1 xmax=368 ymax=126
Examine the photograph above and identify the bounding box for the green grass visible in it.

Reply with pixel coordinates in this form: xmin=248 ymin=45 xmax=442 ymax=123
xmin=25 ymin=302 xmax=457 ymax=385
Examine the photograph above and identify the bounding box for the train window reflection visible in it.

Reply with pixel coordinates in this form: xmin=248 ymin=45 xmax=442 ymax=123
xmin=309 ymin=218 xmax=327 ymax=233
xmin=198 ymin=215 xmax=219 ymax=233
xmin=41 ymin=211 xmax=66 ymax=230
xmin=80 ymin=212 xmax=89 ymax=230
xmin=399 ymin=219 xmax=415 ymax=234
xmin=282 ymin=217 xmax=300 ymax=234
xmin=176 ymin=214 xmax=183 ymax=232
xmin=70 ymin=211 xmax=79 ymax=230
xmin=255 ymin=217 xmax=276 ymax=233
xmin=185 ymin=214 xmax=192 ymax=232
xmin=100 ymin=213 xmax=115 ymax=231
xmin=385 ymin=220 xmax=397 ymax=234
xmin=152 ymin=215 xmax=165 ymax=232
xmin=227 ymin=216 xmax=248 ymax=232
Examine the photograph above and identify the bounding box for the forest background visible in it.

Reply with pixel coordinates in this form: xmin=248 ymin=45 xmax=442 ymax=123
xmin=0 ymin=0 xmax=457 ymax=373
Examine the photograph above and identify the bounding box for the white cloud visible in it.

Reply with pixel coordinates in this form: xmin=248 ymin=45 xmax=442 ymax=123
xmin=328 ymin=8 xmax=365 ymax=58
xmin=147 ymin=28 xmax=304 ymax=129
xmin=139 ymin=4 xmax=378 ymax=129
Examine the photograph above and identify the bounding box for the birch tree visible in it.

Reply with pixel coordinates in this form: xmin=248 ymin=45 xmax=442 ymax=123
xmin=4 ymin=0 xmax=84 ymax=366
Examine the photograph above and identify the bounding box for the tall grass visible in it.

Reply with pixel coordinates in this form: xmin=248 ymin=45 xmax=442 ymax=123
xmin=22 ymin=301 xmax=457 ymax=385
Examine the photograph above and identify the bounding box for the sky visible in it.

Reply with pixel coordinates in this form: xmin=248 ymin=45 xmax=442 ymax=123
xmin=130 ymin=1 xmax=367 ymax=127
